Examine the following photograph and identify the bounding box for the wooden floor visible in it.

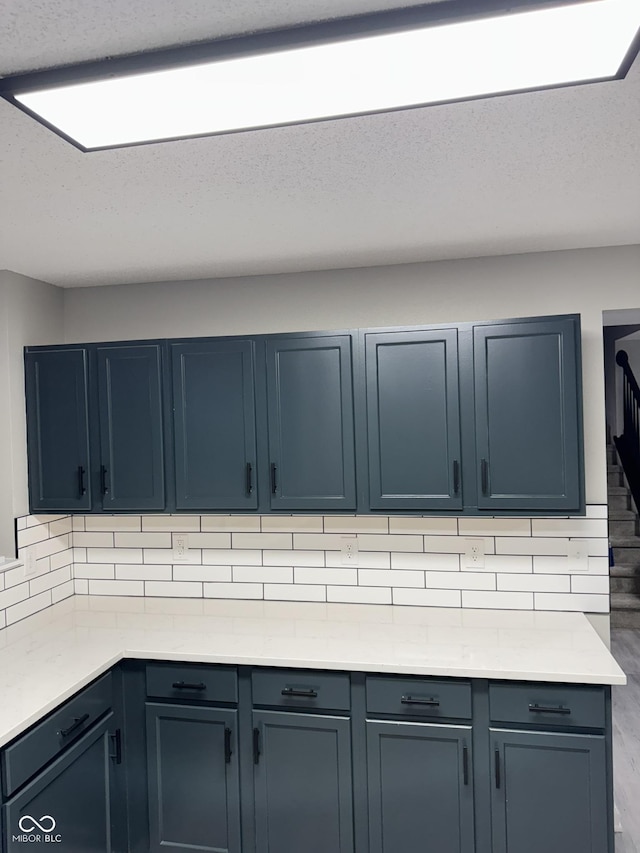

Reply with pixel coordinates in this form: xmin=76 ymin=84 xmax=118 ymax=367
xmin=612 ymin=629 xmax=640 ymax=853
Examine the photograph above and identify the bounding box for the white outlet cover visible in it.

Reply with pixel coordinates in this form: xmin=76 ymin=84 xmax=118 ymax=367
xmin=340 ymin=535 xmax=358 ymax=566
xmin=464 ymin=538 xmax=485 ymax=569
xmin=172 ymin=534 xmax=190 ymax=562
xmin=567 ymin=539 xmax=589 ymax=572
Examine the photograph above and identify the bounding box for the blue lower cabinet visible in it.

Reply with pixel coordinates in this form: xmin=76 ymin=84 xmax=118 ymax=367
xmin=252 ymin=710 xmax=354 ymax=853
xmin=490 ymin=729 xmax=608 ymax=853
xmin=367 ymin=720 xmax=475 ymax=853
xmin=3 ymin=714 xmax=122 ymax=853
xmin=146 ymin=703 xmax=241 ymax=853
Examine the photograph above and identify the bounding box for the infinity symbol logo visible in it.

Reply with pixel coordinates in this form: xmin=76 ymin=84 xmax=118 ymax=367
xmin=18 ymin=815 xmax=56 ymax=833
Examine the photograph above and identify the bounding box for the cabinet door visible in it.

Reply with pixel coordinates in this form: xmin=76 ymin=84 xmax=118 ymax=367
xmin=473 ymin=318 xmax=582 ymax=511
xmin=25 ymin=348 xmax=92 ymax=512
xmin=364 ymin=329 xmax=462 ymax=510
xmin=253 ymin=710 xmax=353 ymax=853
xmin=265 ymin=336 xmax=356 ymax=510
xmin=367 ymin=720 xmax=474 ymax=853
xmin=97 ymin=344 xmax=165 ymax=511
xmin=3 ymin=715 xmax=120 ymax=853
xmin=146 ymin=703 xmax=241 ymax=853
xmin=171 ymin=340 xmax=257 ymax=510
xmin=490 ymin=728 xmax=608 ymax=853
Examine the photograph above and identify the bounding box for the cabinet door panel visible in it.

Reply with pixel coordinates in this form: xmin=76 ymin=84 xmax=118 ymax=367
xmin=172 ymin=341 xmax=257 ymax=510
xmin=253 ymin=710 xmax=353 ymax=853
xmin=367 ymin=721 xmax=474 ymax=853
xmin=97 ymin=345 xmax=165 ymax=511
xmin=25 ymin=348 xmax=92 ymax=512
xmin=473 ymin=319 xmax=582 ymax=511
xmin=490 ymin=729 xmax=608 ymax=853
xmin=3 ymin=715 xmax=118 ymax=853
xmin=266 ymin=336 xmax=356 ymax=510
xmin=365 ymin=329 xmax=462 ymax=510
xmin=146 ymin=703 xmax=240 ymax=853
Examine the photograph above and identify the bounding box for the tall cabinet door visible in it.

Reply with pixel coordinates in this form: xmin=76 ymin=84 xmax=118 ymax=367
xmin=146 ymin=703 xmax=241 ymax=853
xmin=364 ymin=329 xmax=462 ymax=510
xmin=96 ymin=344 xmax=165 ymax=511
xmin=171 ymin=340 xmax=257 ymax=510
xmin=490 ymin=729 xmax=608 ymax=853
xmin=253 ymin=710 xmax=353 ymax=853
xmin=25 ymin=348 xmax=92 ymax=512
xmin=265 ymin=335 xmax=356 ymax=510
xmin=367 ymin=721 xmax=474 ymax=853
xmin=473 ymin=318 xmax=582 ymax=511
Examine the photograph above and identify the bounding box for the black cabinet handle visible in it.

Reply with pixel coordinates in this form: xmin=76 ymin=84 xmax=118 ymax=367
xmin=453 ymin=460 xmax=460 ymax=495
xmin=245 ymin=462 xmax=253 ymax=496
xmin=100 ymin=465 xmax=109 ymax=495
xmin=400 ymin=695 xmax=440 ymax=707
xmin=224 ymin=727 xmax=233 ymax=764
xmin=59 ymin=713 xmax=90 ymax=738
xmin=77 ymin=466 xmax=86 ymax=497
xmin=172 ymin=681 xmax=207 ymax=691
xmin=495 ymin=749 xmax=501 ymax=789
xmin=463 ymin=746 xmax=469 ymax=786
xmin=270 ymin=463 xmax=277 ymax=494
xmin=253 ymin=728 xmax=261 ymax=765
xmin=281 ymin=687 xmax=318 ymax=698
xmin=481 ymin=458 xmax=489 ymax=496
xmin=528 ymin=703 xmax=571 ymax=715
xmin=110 ymin=729 xmax=122 ymax=764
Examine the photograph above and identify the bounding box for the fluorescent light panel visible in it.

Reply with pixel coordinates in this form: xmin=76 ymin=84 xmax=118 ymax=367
xmin=10 ymin=0 xmax=640 ymax=150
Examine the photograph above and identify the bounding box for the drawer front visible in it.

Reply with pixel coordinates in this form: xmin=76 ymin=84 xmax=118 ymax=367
xmin=2 ymin=672 xmax=113 ymax=798
xmin=489 ymin=683 xmax=606 ymax=729
xmin=146 ymin=663 xmax=237 ymax=703
xmin=366 ymin=676 xmax=472 ymax=719
xmin=252 ymin=669 xmax=351 ymax=711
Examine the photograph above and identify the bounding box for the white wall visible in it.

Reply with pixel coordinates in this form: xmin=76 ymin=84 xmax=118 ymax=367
xmin=0 ymin=271 xmax=64 ymax=557
xmin=64 ymin=244 xmax=640 ymax=506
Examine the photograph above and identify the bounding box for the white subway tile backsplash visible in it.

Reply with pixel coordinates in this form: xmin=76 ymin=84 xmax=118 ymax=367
xmin=203 ymin=582 xmax=263 ymax=600
xmin=392 ymin=552 xmax=460 ymax=571
xmin=74 ymin=579 xmax=89 ymax=595
xmin=88 ymin=547 xmax=143 ymax=564
xmin=358 ymin=534 xmax=424 ymax=553
xmin=263 ymin=550 xmax=325 ymax=567
xmin=17 ymin=524 xmax=51 ymax=549
xmin=534 ymin=593 xmax=609 ymax=613
xmin=30 ymin=567 xmax=72 ymax=596
xmin=85 ymin=516 xmax=142 ymax=532
xmin=49 ymin=517 xmax=73 ymax=537
xmin=116 ymin=564 xmax=172 ymax=582
xmin=461 ymin=590 xmax=534 ymax=610
xmin=0 ymin=583 xmax=29 ymax=610
xmin=73 ymin=532 xmax=115 ymax=548
xmin=75 ymin=563 xmax=116 ymax=580
xmin=145 ymin=581 xmax=203 ymax=598
xmin=52 ymin=580 xmax=74 ymax=604
xmin=262 ymin=516 xmax=324 ymax=533
xmin=426 ymin=571 xmax=495 ymax=590
xmin=390 ymin=517 xmax=458 ymax=535
xmin=233 ymin=566 xmax=293 ymax=584
xmin=392 ymin=588 xmax=461 ymax=608
xmin=181 ymin=532 xmax=231 ymax=549
xmin=496 ymin=537 xmax=569 ymax=556
xmin=174 ymin=565 xmax=232 ymax=583
xmin=201 ymin=516 xmax=260 ymax=532
xmin=497 ymin=573 xmax=570 ymax=593
xmin=294 ymin=567 xmax=358 ymax=586
xmin=202 ymin=549 xmax=262 ymax=566
xmin=265 ymin=584 xmax=326 ymax=602
xmin=6 ymin=591 xmax=52 ymax=626
xmin=294 ymin=533 xmax=352 ymax=551
xmin=88 ymin=579 xmax=144 ymax=596
xmin=234 ymin=532 xmax=293 ymax=549
xmin=50 ymin=549 xmax=74 ymax=571
xmin=424 ymin=535 xmax=495 ymax=554
xmin=144 ymin=515 xmax=200 ymax=532
xmin=326 ymin=551 xmax=391 ymax=569
xmin=359 ymin=569 xmax=424 ymax=588
xmin=458 ymin=518 xmax=532 ymax=536
xmin=72 ymin=516 xmax=85 ymax=532
xmin=531 ymin=518 xmax=609 ymax=538
xmin=143 ymin=548 xmax=201 ymax=565
xmin=480 ymin=555 xmax=533 ymax=574
xmin=586 ymin=505 xmax=608 ymax=519
xmin=570 ymin=575 xmax=610 ymax=595
xmin=327 ymin=586 xmax=391 ymax=605
xmin=114 ymin=532 xmax=173 ymax=548
xmin=324 ymin=516 xmax=389 ymax=534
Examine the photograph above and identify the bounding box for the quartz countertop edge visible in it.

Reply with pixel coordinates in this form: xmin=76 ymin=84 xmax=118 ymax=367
xmin=0 ymin=596 xmax=627 ymax=749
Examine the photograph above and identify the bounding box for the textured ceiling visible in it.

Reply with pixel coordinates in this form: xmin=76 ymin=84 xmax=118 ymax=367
xmin=1 ymin=0 xmax=639 ymax=288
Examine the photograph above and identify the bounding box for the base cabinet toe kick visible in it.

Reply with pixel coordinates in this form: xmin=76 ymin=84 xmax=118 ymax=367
xmin=0 ymin=663 xmax=615 ymax=853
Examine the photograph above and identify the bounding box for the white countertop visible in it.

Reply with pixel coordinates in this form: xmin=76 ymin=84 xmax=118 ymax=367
xmin=0 ymin=596 xmax=626 ymax=748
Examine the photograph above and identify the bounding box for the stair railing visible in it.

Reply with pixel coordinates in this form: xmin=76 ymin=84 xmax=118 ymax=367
xmin=615 ymin=349 xmax=640 ymax=516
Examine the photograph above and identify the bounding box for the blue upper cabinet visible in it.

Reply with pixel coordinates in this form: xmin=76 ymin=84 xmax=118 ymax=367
xmin=96 ymin=344 xmax=166 ymax=512
xmin=25 ymin=347 xmax=92 ymax=512
xmin=364 ymin=328 xmax=462 ymax=511
xmin=472 ymin=317 xmax=583 ymax=512
xmin=265 ymin=335 xmax=356 ymax=511
xmin=171 ymin=340 xmax=257 ymax=511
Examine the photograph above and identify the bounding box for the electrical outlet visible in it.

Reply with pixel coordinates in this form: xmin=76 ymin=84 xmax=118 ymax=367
xmin=567 ymin=539 xmax=589 ymax=572
xmin=341 ymin=535 xmax=358 ymax=566
xmin=24 ymin=550 xmax=37 ymax=577
xmin=173 ymin=534 xmax=189 ymax=562
xmin=464 ymin=538 xmax=485 ymax=569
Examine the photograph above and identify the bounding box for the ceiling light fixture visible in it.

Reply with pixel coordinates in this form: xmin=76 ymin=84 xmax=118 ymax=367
xmin=1 ymin=0 xmax=639 ymax=152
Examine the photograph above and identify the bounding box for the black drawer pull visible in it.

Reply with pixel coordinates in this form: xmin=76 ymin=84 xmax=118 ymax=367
xmin=453 ymin=460 xmax=460 ymax=495
xmin=77 ymin=465 xmax=86 ymax=497
xmin=100 ymin=465 xmax=109 ymax=495
xmin=224 ymin=727 xmax=233 ymax=764
xmin=400 ymin=695 xmax=440 ymax=707
xmin=59 ymin=713 xmax=90 ymax=738
xmin=529 ymin=703 xmax=571 ymax=715
xmin=253 ymin=728 xmax=261 ymax=765
xmin=109 ymin=729 xmax=122 ymax=764
xmin=495 ymin=749 xmax=501 ymax=789
xmin=172 ymin=681 xmax=207 ymax=691
xmin=281 ymin=687 xmax=318 ymax=698
xmin=481 ymin=458 xmax=489 ymax=496
xmin=270 ymin=463 xmax=278 ymax=494
xmin=463 ymin=745 xmax=469 ymax=786
xmin=245 ymin=462 xmax=253 ymax=496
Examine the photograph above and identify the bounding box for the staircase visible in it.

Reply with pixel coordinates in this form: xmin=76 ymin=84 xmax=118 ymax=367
xmin=608 ymin=444 xmax=640 ymax=627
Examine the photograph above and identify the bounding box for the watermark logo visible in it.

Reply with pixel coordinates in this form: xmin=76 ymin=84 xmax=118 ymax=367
xmin=13 ymin=815 xmax=62 ymax=844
